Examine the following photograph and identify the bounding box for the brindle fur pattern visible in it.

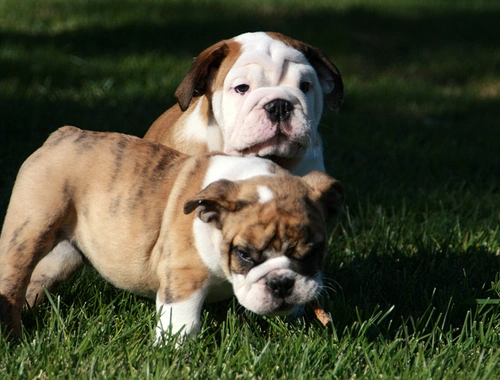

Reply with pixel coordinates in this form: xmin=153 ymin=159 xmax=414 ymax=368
xmin=0 ymin=126 xmax=343 ymax=339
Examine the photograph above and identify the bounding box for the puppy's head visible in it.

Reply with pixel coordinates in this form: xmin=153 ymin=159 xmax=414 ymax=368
xmin=175 ymin=32 xmax=343 ymax=169
xmin=184 ymin=171 xmax=344 ymax=316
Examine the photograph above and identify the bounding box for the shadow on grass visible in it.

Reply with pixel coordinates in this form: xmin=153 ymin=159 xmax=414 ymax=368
xmin=322 ymin=243 xmax=500 ymax=339
xmin=1 ymin=3 xmax=498 ymax=186
xmin=1 ymin=4 xmax=498 ymax=64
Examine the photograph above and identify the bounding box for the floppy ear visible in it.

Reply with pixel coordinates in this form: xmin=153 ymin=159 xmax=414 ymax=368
xmin=266 ymin=32 xmax=344 ymax=110
xmin=301 ymin=171 xmax=345 ymax=220
xmin=184 ymin=179 xmax=244 ymax=228
xmin=175 ymin=41 xmax=229 ymax=111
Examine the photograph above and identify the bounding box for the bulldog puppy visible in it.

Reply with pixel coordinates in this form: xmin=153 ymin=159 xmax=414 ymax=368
xmin=0 ymin=126 xmax=344 ymax=342
xmin=144 ymin=31 xmax=343 ymax=175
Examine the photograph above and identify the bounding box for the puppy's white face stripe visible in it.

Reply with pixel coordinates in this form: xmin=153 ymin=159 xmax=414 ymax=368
xmin=257 ymin=185 xmax=273 ymax=203
xmin=202 ymin=155 xmax=276 ymax=187
xmin=234 ymin=32 xmax=308 ymax=67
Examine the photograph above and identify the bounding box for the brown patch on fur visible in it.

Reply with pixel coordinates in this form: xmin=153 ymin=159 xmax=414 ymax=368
xmin=172 ymin=39 xmax=242 ymax=111
xmin=185 ymin=172 xmax=344 ymax=279
xmin=143 ymin=105 xmax=183 ymax=144
xmin=266 ymin=32 xmax=344 ymax=110
xmin=154 ymin=155 xmax=211 ymax=303
xmin=143 ymin=39 xmax=242 ymax=153
xmin=166 ymin=264 xmax=208 ymax=303
xmin=145 ymin=99 xmax=210 ymax=156
xmin=207 ymin=40 xmax=242 ymax=101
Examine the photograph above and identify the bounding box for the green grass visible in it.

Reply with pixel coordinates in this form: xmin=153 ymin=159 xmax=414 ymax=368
xmin=1 ymin=0 xmax=500 ymax=378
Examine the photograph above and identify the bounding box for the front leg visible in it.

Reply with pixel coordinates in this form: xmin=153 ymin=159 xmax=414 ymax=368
xmin=155 ymin=289 xmax=206 ymax=344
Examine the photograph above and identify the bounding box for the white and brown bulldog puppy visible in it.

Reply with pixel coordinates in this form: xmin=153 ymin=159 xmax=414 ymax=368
xmin=0 ymin=126 xmax=344 ymax=341
xmin=144 ymin=31 xmax=343 ymax=175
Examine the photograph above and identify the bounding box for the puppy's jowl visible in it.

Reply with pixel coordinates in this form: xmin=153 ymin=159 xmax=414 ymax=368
xmin=0 ymin=127 xmax=344 ymax=342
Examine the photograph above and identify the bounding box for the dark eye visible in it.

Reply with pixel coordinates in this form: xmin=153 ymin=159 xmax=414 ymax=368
xmin=235 ymin=84 xmax=250 ymax=94
xmin=233 ymin=247 xmax=253 ymax=263
xmin=300 ymin=82 xmax=311 ymax=93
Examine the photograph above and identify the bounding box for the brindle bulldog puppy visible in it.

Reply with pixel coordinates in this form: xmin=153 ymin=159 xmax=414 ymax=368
xmin=0 ymin=126 xmax=344 ymax=342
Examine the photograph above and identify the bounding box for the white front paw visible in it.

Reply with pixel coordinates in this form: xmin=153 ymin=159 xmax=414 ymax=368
xmin=154 ymin=315 xmax=200 ymax=346
xmin=154 ymin=290 xmax=204 ymax=345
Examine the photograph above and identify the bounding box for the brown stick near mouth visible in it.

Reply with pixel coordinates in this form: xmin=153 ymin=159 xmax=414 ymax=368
xmin=311 ymin=299 xmax=332 ymax=327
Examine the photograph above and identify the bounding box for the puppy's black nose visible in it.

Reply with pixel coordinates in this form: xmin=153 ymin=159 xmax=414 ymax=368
xmin=264 ymin=99 xmax=293 ymax=123
xmin=268 ymin=277 xmax=295 ymax=298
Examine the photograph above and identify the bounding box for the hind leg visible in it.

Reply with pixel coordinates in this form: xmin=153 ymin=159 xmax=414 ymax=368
xmin=0 ymin=218 xmax=58 ymax=337
xmin=0 ymin=179 xmax=72 ymax=337
xmin=25 ymin=240 xmax=84 ymax=307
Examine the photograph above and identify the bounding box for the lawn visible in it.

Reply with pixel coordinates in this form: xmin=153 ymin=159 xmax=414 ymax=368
xmin=1 ymin=0 xmax=500 ymax=378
